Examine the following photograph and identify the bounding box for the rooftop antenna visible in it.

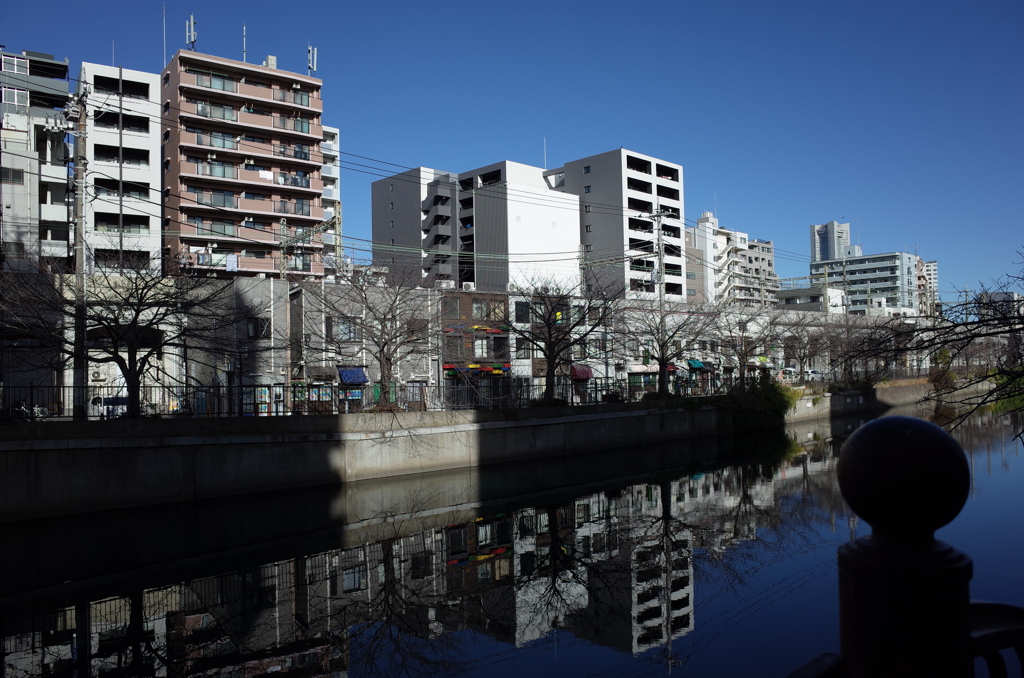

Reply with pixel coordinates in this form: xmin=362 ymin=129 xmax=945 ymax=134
xmin=307 ymin=44 xmax=317 ymax=76
xmin=243 ymin=24 xmax=247 ymax=62
xmin=186 ymin=14 xmax=198 ymax=51
xmin=162 ymin=4 xmax=166 ymax=65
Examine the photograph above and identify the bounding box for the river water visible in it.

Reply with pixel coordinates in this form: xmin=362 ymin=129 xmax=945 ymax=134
xmin=1 ymin=409 xmax=1021 ymax=677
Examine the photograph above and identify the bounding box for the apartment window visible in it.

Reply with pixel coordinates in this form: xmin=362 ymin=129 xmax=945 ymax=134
xmin=514 ymin=301 xmax=531 ymax=324
xmin=162 ymin=73 xmax=169 ymax=86
xmin=584 ymin=185 xmax=591 ymax=193
xmin=390 ymin=220 xmax=394 ymax=228
xmin=243 ymin=191 xmax=266 ymax=201
xmin=247 ymin=317 xmax=271 ymax=340
xmin=390 ymin=202 xmax=394 ymax=209
xmin=474 ymin=338 xmax=489 ymax=358
xmin=585 ymin=244 xmax=593 ymax=252
xmin=472 ymin=299 xmax=492 ymax=319
xmin=687 ymin=289 xmax=697 ymax=296
xmin=584 ymin=205 xmax=592 ymax=213
xmin=583 ymin=165 xmax=591 ymax=174
xmin=390 ymin=183 xmax=394 ymax=191
xmin=516 ymin=338 xmax=532 ymax=359
xmin=163 ymin=101 xmax=170 ymax=115
xmin=585 ymin=225 xmax=592 ymax=233
xmin=686 ymin=272 xmax=696 ymax=279
xmin=2 ymin=87 xmax=28 ymax=107
xmin=329 ymin=316 xmax=363 ymax=342
xmin=2 ymin=55 xmax=28 ymax=74
xmin=1 ymin=168 xmax=24 ymax=184
xmin=163 ymin=130 xmax=170 ymax=142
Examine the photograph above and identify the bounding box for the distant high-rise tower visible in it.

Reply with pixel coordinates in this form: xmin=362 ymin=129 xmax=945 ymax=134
xmin=810 ymin=221 xmax=851 ymax=262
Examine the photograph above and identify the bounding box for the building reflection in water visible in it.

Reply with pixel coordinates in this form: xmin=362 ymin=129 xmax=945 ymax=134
xmin=2 ymin=412 xmax=1017 ymax=677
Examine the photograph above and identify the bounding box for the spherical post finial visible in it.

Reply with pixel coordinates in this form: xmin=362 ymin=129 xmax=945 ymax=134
xmin=838 ymin=415 xmax=970 ymax=541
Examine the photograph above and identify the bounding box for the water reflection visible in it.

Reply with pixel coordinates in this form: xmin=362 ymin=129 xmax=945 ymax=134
xmin=2 ymin=411 xmax=1020 ymax=677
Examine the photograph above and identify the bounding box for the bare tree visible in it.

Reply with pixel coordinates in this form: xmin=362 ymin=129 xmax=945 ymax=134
xmin=614 ymin=299 xmax=721 ymax=396
xmin=0 ymin=252 xmax=262 ymax=418
xmin=502 ymin=276 xmax=621 ymax=404
xmin=776 ymin=311 xmax=829 ymax=377
xmin=300 ymin=266 xmax=435 ymax=410
xmin=708 ymin=307 xmax=781 ymax=390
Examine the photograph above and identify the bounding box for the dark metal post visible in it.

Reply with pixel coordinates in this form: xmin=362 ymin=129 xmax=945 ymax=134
xmin=836 ymin=416 xmax=973 ymax=678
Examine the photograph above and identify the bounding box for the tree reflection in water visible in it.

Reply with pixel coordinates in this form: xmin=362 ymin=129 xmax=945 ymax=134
xmin=3 ymin=413 xmax=1019 ymax=677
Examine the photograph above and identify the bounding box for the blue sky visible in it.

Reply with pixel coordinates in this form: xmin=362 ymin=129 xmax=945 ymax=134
xmin=5 ymin=0 xmax=1022 ymax=298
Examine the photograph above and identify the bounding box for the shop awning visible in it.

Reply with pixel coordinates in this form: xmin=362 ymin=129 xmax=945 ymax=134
xmin=338 ymin=367 xmax=369 ymax=384
xmin=307 ymin=366 xmax=338 ymax=381
xmin=570 ymin=364 xmax=593 ymax=380
xmin=687 ymin=359 xmax=705 ymax=370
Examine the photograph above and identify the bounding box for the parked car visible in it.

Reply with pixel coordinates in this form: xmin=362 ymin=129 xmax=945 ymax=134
xmin=804 ymin=369 xmax=823 ymax=381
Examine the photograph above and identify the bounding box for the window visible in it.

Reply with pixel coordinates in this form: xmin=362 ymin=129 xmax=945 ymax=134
xmin=686 ymin=272 xmax=696 ymax=279
xmin=583 ymin=165 xmax=591 ymax=174
xmin=516 ymin=338 xmax=532 ymax=360
xmin=2 ymin=56 xmax=28 ymax=74
xmin=687 ymin=289 xmax=697 ymax=296
xmin=2 ymin=87 xmax=28 ymax=107
xmin=342 ymin=565 xmax=367 ymax=592
xmin=329 ymin=316 xmax=362 ymax=342
xmin=514 ymin=301 xmax=531 ymax=324
xmin=474 ymin=338 xmax=489 ymax=358
xmin=584 ymin=205 xmax=592 ymax=213
xmin=472 ymin=299 xmax=490 ymax=319
xmin=584 ymin=185 xmax=591 ymax=193
xmin=585 ymin=225 xmax=592 ymax=233
xmin=162 ymin=73 xmax=170 ymax=86
xmin=442 ymin=297 xmax=460 ymax=318
xmin=389 ymin=183 xmax=394 ymax=191
xmin=390 ymin=202 xmax=394 ymax=209
xmin=163 ymin=101 xmax=170 ymax=115
xmin=585 ymin=244 xmax=593 ymax=252
xmin=243 ymin=191 xmax=266 ymax=201
xmin=247 ymin=317 xmax=271 ymax=340
xmin=1 ymin=168 xmax=24 ymax=184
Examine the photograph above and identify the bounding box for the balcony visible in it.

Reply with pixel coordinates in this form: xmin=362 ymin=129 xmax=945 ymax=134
xmin=39 ymin=203 xmax=67 ymax=222
xmin=322 ymin=186 xmax=338 ymax=200
xmin=192 ymin=193 xmax=238 ymax=209
xmin=277 ymin=173 xmax=311 ymax=188
xmin=196 ymin=223 xmax=238 ymax=238
xmin=321 ymin=164 xmax=339 ymax=178
xmin=275 ymin=201 xmax=312 ymax=216
xmin=274 ymin=144 xmax=311 ymax=161
xmin=195 ymin=132 xmax=238 ymax=150
xmin=196 ymin=102 xmax=237 ymax=121
xmin=193 ymin=163 xmax=238 ymax=179
xmin=626 ymin=156 xmax=652 ymax=174
xmin=274 ymin=117 xmax=311 ymax=134
xmin=274 ymin=89 xmax=310 ymax=107
xmin=194 ymin=72 xmax=238 ymax=93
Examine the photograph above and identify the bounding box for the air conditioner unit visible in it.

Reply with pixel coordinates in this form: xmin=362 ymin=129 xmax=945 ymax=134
xmin=90 ymin=370 xmax=106 ymax=382
xmin=462 ymin=282 xmax=476 ymax=292
xmin=507 ymin=283 xmax=519 ymax=293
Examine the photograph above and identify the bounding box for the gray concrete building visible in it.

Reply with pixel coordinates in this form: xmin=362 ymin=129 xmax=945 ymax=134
xmin=810 ymin=220 xmax=850 ymax=263
xmin=810 ymin=250 xmax=924 ymax=316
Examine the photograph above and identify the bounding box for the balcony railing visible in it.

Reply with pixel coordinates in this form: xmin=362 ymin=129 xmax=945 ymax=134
xmin=274 ymin=117 xmax=311 ymax=134
xmin=277 ymin=173 xmax=310 ymax=188
xmin=193 ymin=193 xmax=238 ymax=208
xmin=95 ymin=223 xmax=149 ymax=234
xmin=274 ymin=89 xmax=310 ymax=106
xmin=195 ymin=133 xmax=238 ymax=150
xmin=274 ymin=145 xmax=311 ymax=160
xmin=196 ymin=103 xmax=238 ymax=121
xmin=195 ymin=73 xmax=238 ymax=93
xmin=275 ymin=201 xmax=311 ymax=216
xmin=193 ymin=163 xmax=238 ymax=179
xmin=196 ymin=224 xmax=238 ymax=237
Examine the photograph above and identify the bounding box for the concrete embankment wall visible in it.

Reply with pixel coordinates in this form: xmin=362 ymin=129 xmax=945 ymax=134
xmin=0 ymin=403 xmax=726 ymax=523
xmin=785 ymin=379 xmax=936 ymax=423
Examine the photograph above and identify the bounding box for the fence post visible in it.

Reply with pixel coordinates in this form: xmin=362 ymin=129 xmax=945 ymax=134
xmin=836 ymin=416 xmax=973 ymax=678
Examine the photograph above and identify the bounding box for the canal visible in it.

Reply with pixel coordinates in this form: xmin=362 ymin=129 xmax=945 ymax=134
xmin=1 ymin=409 xmax=1021 ymax=677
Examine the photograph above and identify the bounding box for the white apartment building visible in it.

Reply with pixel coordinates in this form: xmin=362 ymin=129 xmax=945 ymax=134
xmin=78 ymin=63 xmax=162 ymax=273
xmin=320 ymin=125 xmax=343 ymax=278
xmin=372 ymin=161 xmax=580 ymax=292
xmin=1 ymin=49 xmax=72 ymax=271
xmin=547 ymin=149 xmax=686 ymax=299
xmin=809 ymin=248 xmax=925 ymax=316
xmin=810 ymin=220 xmax=851 ymax=263
xmin=688 ymin=211 xmax=780 ymax=307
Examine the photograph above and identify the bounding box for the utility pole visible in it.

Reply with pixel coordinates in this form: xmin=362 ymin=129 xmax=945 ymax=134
xmin=69 ymin=89 xmax=88 ymax=420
